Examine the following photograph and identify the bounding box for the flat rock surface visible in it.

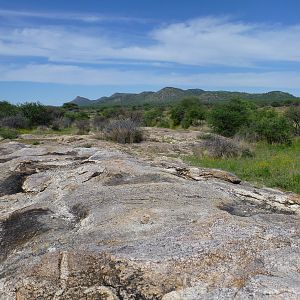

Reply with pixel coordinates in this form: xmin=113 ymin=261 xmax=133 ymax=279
xmin=0 ymin=136 xmax=300 ymax=299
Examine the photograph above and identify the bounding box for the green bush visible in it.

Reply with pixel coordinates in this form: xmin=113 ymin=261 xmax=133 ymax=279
xmin=170 ymin=97 xmax=206 ymax=128
xmin=0 ymin=101 xmax=19 ymax=119
xmin=241 ymin=109 xmax=293 ymax=145
xmin=209 ymin=99 xmax=255 ymax=137
xmin=19 ymin=102 xmax=50 ymax=127
xmin=0 ymin=128 xmax=19 ymax=139
xmin=144 ymin=108 xmax=163 ymax=127
xmin=285 ymin=106 xmax=300 ymax=135
xmin=62 ymin=102 xmax=79 ymax=111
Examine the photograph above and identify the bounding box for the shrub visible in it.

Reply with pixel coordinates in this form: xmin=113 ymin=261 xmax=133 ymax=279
xmin=64 ymin=111 xmax=89 ymax=128
xmin=144 ymin=108 xmax=163 ymax=127
xmin=62 ymin=102 xmax=79 ymax=111
xmin=75 ymin=119 xmax=90 ymax=135
xmin=103 ymin=119 xmax=143 ymax=143
xmin=241 ymin=109 xmax=293 ymax=145
xmin=51 ymin=118 xmax=65 ymax=131
xmin=157 ymin=117 xmax=171 ymax=128
xmin=195 ymin=134 xmax=253 ymax=158
xmin=0 ymin=101 xmax=19 ymax=119
xmin=0 ymin=114 xmax=29 ymax=129
xmin=19 ymin=102 xmax=50 ymax=127
xmin=285 ymin=106 xmax=300 ymax=135
xmin=0 ymin=128 xmax=19 ymax=139
xmin=92 ymin=115 xmax=107 ymax=131
xmin=209 ymin=99 xmax=255 ymax=137
xmin=170 ymin=97 xmax=206 ymax=128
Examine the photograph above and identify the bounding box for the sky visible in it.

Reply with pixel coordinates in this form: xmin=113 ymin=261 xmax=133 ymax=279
xmin=0 ymin=0 xmax=300 ymax=105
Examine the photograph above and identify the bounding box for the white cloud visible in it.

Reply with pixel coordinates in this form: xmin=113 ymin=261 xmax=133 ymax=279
xmin=0 ymin=9 xmax=147 ymax=23
xmin=1 ymin=15 xmax=300 ymax=95
xmin=1 ymin=63 xmax=300 ymax=92
xmin=0 ymin=17 xmax=300 ymax=67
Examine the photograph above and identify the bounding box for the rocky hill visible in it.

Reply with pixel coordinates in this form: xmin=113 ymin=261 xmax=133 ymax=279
xmin=69 ymin=87 xmax=298 ymax=106
xmin=0 ymin=131 xmax=300 ymax=299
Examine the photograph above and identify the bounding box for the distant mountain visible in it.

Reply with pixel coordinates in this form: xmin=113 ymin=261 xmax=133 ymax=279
xmin=69 ymin=87 xmax=298 ymax=107
xmin=71 ymin=96 xmax=95 ymax=106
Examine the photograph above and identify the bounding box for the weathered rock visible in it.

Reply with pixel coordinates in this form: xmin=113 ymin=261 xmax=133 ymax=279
xmin=0 ymin=141 xmax=300 ymax=299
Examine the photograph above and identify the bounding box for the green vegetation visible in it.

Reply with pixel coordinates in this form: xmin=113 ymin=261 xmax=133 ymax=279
xmin=171 ymin=97 xmax=206 ymax=128
xmin=186 ymin=139 xmax=300 ymax=194
xmin=0 ymin=128 xmax=19 ymax=139
xmin=208 ymin=99 xmax=255 ymax=136
xmin=1 ymin=94 xmax=300 ymax=193
xmin=241 ymin=109 xmax=293 ymax=145
xmin=285 ymin=106 xmax=300 ymax=135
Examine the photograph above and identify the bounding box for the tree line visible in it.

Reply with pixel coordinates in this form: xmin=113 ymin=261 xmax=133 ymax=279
xmin=0 ymin=98 xmax=299 ymax=144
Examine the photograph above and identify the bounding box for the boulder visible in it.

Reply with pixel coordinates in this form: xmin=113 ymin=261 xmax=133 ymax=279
xmin=0 ymin=142 xmax=299 ymax=299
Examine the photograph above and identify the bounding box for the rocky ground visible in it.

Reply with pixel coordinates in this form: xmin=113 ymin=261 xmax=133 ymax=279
xmin=0 ymin=128 xmax=300 ymax=299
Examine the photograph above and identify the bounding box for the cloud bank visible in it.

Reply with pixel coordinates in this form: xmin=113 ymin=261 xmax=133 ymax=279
xmin=0 ymin=13 xmax=300 ymax=92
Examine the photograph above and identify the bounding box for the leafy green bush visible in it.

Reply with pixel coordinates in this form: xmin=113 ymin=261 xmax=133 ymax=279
xmin=0 ymin=128 xmax=19 ymax=139
xmin=170 ymin=97 xmax=206 ymax=128
xmin=209 ymin=99 xmax=255 ymax=137
xmin=62 ymin=102 xmax=79 ymax=111
xmin=0 ymin=101 xmax=19 ymax=119
xmin=144 ymin=108 xmax=163 ymax=127
xmin=241 ymin=109 xmax=293 ymax=145
xmin=285 ymin=106 xmax=300 ymax=135
xmin=19 ymin=102 xmax=51 ymax=127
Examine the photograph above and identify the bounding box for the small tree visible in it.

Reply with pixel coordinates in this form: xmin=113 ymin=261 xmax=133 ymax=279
xmin=0 ymin=101 xmax=19 ymax=119
xmin=19 ymin=102 xmax=50 ymax=127
xmin=144 ymin=108 xmax=163 ymax=127
xmin=62 ymin=102 xmax=79 ymax=112
xmin=170 ymin=97 xmax=206 ymax=128
xmin=285 ymin=106 xmax=300 ymax=135
xmin=209 ymin=99 xmax=255 ymax=137
xmin=241 ymin=109 xmax=293 ymax=145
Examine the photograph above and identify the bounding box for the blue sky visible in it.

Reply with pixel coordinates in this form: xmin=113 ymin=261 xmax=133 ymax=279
xmin=1 ymin=0 xmax=300 ymax=105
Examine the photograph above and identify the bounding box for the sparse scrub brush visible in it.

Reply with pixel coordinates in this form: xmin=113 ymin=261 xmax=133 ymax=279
xmin=75 ymin=119 xmax=90 ymax=135
xmin=103 ymin=118 xmax=143 ymax=143
xmin=195 ymin=134 xmax=253 ymax=158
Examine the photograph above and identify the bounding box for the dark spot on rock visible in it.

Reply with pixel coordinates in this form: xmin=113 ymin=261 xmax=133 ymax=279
xmin=83 ymin=172 xmax=102 ymax=183
xmin=217 ymin=200 xmax=295 ymax=217
xmin=105 ymin=173 xmax=173 ymax=186
xmin=47 ymin=151 xmax=77 ymax=156
xmin=70 ymin=204 xmax=89 ymax=222
xmin=0 ymin=208 xmax=50 ymax=262
xmin=0 ymin=173 xmax=27 ymax=196
xmin=0 ymin=156 xmax=17 ymax=163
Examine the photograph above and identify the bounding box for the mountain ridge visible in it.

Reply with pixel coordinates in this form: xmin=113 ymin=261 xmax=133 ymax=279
xmin=69 ymin=87 xmax=298 ymax=107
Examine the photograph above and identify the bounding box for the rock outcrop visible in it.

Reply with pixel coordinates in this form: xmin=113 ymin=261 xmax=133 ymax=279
xmin=0 ymin=141 xmax=300 ymax=299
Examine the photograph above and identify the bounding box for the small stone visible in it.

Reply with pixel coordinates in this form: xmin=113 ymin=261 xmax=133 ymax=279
xmin=140 ymin=214 xmax=151 ymax=224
